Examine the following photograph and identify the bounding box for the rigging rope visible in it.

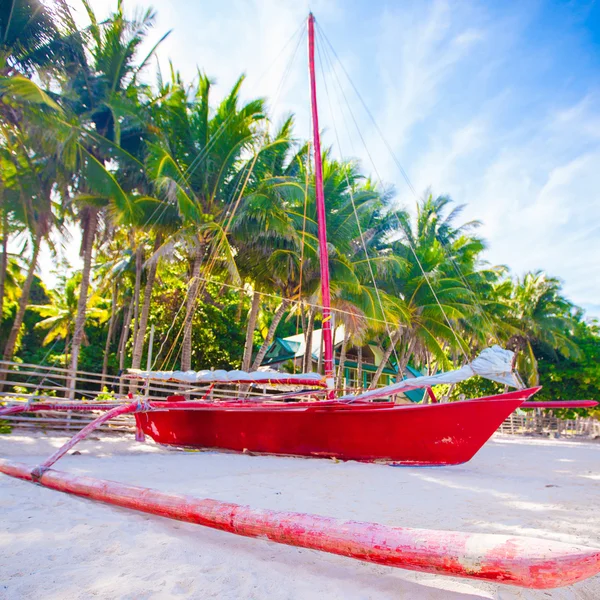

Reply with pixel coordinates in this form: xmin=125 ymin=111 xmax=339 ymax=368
xmin=317 ymin=22 xmax=500 ymax=349
xmin=295 ymin=138 xmax=311 ymax=371
xmin=316 ymin=23 xmax=470 ymax=363
xmin=153 ymin=25 xmax=307 ymax=371
xmin=187 ymin=275 xmax=406 ymax=330
xmin=156 ymin=148 xmax=262 ymax=372
xmin=314 ymin=28 xmax=403 ymax=375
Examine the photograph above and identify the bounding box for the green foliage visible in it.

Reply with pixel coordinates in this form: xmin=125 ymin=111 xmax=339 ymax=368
xmin=0 ymin=301 xmax=17 ymax=354
xmin=148 ymin=266 xmax=246 ymax=371
xmin=434 ymin=318 xmax=600 ymax=415
xmin=0 ymin=0 xmax=67 ymax=76
xmin=97 ymin=387 xmax=117 ymax=402
xmin=1 ymin=274 xmax=48 ymax=358
xmin=0 ymin=75 xmax=62 ymax=110
xmin=433 ymin=376 xmax=504 ymax=403
xmin=29 ymin=272 xmax=108 ymax=345
xmin=535 ymin=318 xmax=600 ymax=417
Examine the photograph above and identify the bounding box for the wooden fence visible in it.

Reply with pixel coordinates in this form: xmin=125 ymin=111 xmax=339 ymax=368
xmin=4 ymin=410 xmax=598 ymax=439
xmin=499 ymin=412 xmax=600 ymax=438
xmin=0 ymin=410 xmax=135 ymax=433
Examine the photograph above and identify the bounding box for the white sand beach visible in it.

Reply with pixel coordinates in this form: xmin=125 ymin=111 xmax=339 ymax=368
xmin=1 ymin=431 xmax=599 ymax=600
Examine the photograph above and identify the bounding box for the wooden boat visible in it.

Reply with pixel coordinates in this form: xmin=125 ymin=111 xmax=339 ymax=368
xmin=135 ymin=388 xmax=539 ymax=465
xmin=125 ymin=14 xmax=546 ymax=467
xmin=1 ymin=384 xmax=599 ymax=588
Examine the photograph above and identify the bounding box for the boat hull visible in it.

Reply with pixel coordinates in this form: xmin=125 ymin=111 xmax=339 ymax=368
xmin=136 ymin=388 xmax=538 ymax=465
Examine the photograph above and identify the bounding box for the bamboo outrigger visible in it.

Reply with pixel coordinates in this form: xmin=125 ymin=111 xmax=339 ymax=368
xmin=2 ymin=456 xmax=600 ymax=589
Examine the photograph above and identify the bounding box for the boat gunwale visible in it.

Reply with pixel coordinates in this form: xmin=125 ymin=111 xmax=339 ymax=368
xmin=145 ymin=388 xmax=539 ymax=414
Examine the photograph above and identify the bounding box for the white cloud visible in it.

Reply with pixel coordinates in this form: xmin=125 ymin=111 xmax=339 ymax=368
xmin=466 ymin=124 xmax=600 ymax=312
xmin=409 ymin=118 xmax=487 ymax=196
xmin=344 ymin=1 xmax=600 ymax=317
xmin=550 ymin=94 xmax=600 ymax=141
xmin=372 ymin=0 xmax=486 ymax=167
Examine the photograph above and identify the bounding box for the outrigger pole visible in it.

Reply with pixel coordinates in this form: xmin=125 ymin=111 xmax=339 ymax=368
xmin=2 ymin=457 xmax=600 ymax=589
xmin=308 ymin=13 xmax=335 ymax=398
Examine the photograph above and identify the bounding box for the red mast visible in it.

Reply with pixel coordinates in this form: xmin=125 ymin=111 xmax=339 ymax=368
xmin=307 ymin=13 xmax=335 ymax=397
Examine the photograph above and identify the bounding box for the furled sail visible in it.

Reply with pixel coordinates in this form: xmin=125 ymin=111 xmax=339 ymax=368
xmin=125 ymin=369 xmax=326 ymax=387
xmin=341 ymin=346 xmax=521 ymax=402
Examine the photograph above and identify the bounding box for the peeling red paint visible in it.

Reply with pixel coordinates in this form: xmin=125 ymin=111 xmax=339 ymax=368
xmin=1 ymin=458 xmax=598 ymax=589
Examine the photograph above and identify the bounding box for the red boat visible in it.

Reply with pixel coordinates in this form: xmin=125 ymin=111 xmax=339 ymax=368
xmin=127 ymin=14 xmax=545 ymax=466
xmin=135 ymin=387 xmax=539 ymax=465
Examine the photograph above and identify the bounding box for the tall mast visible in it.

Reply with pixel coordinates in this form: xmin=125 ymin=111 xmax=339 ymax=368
xmin=307 ymin=13 xmax=335 ymax=397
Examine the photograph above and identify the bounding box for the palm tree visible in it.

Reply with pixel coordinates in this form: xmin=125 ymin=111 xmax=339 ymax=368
xmin=369 ymin=194 xmax=483 ymax=388
xmin=0 ymin=0 xmax=70 ymax=77
xmin=230 ymin=118 xmax=307 ymax=370
xmin=0 ymin=0 xmax=61 ymax=328
xmin=0 ymin=126 xmax=64 ymax=364
xmin=51 ymin=1 xmax=168 ymax=391
xmin=0 ymin=254 xmax=24 ymax=353
xmin=504 ymin=271 xmax=581 ymax=385
xmin=147 ymin=71 xmax=268 ymax=371
xmin=300 ymin=154 xmax=406 ymax=379
xmin=0 ymin=157 xmax=25 ymax=327
xmin=320 ymin=160 xmax=407 ymax=383
xmin=30 ymin=272 xmax=108 ymax=350
xmin=230 ymin=136 xmax=408 ymax=375
xmin=0 ymin=0 xmax=69 ymax=363
xmin=128 ymin=196 xmax=181 ymax=374
xmin=92 ymin=229 xmax=137 ymax=382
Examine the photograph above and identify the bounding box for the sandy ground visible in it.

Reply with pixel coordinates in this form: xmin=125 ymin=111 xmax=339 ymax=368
xmin=0 ymin=430 xmax=599 ymax=600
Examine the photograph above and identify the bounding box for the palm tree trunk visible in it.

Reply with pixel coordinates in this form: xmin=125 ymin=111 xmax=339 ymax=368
xmin=235 ymin=294 xmax=244 ymax=323
xmin=2 ymin=225 xmax=42 ymax=363
xmin=369 ymin=328 xmax=401 ymax=390
xmin=64 ymin=332 xmax=70 ymax=363
xmin=317 ymin=329 xmax=323 ymax=374
xmin=396 ymin=336 xmax=417 ymax=381
xmin=251 ymin=299 xmax=290 ymax=371
xmin=101 ymin=280 xmax=119 ymax=388
xmin=302 ymin=306 xmax=316 ymax=372
xmin=242 ymin=289 xmax=261 ymax=371
xmin=181 ymin=247 xmax=203 ymax=372
xmin=131 ymin=233 xmax=162 ymax=371
xmin=67 ymin=208 xmax=98 ymax=399
xmin=130 ymin=244 xmax=143 ymax=354
xmin=442 ymin=383 xmax=457 ymax=403
xmin=0 ymin=197 xmax=8 ymax=327
xmin=118 ymin=297 xmax=133 ymax=395
xmin=356 ymin=345 xmax=363 ymax=392
xmin=300 ymin=304 xmax=307 ymax=341
xmin=395 ymin=338 xmax=407 ymax=384
xmin=337 ymin=329 xmax=350 ymax=393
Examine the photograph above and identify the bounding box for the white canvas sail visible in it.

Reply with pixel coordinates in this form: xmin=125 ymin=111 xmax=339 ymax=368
xmin=125 ymin=368 xmax=325 ymax=386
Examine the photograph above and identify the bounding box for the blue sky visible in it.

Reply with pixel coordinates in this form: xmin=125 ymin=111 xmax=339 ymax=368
xmin=57 ymin=0 xmax=600 ymax=316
